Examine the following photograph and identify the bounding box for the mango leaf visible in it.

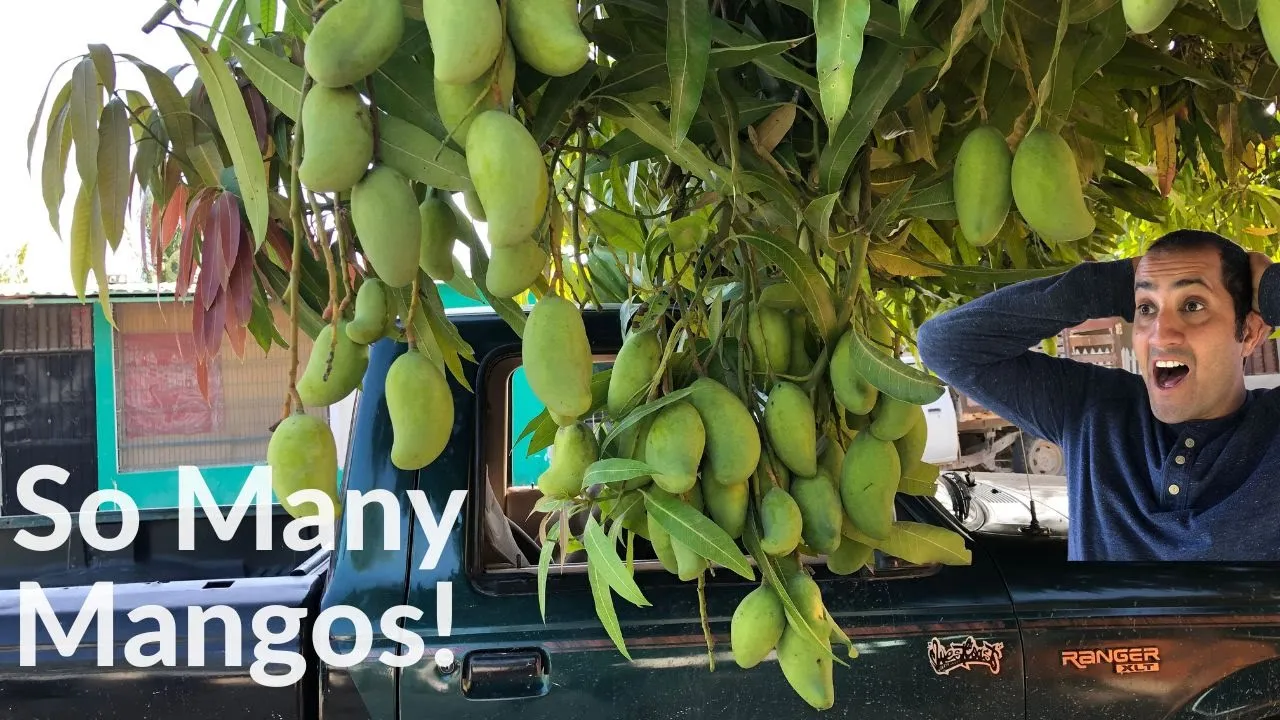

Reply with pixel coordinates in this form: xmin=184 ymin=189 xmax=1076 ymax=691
xmin=899 ymin=177 xmax=957 ymax=220
xmin=120 ymin=55 xmax=196 ymax=156
xmin=373 ymin=54 xmax=447 ymax=140
xmin=69 ymin=183 xmax=95 ymax=301
xmin=538 ymin=533 xmax=557 ymax=623
xmin=815 ymin=0 xmax=871 ymax=129
xmin=589 ymin=207 xmax=646 ymax=253
xmin=869 ymin=250 xmax=944 ymax=277
xmin=844 ymin=325 xmax=944 ymax=404
xmin=982 ymin=0 xmax=1006 ymax=43
xmin=818 ymin=40 xmax=907 ymax=194
xmin=519 ymin=370 xmax=612 ymax=454
xmin=27 ymin=67 xmax=73 ymax=174
xmin=583 ymin=458 xmax=659 ymax=488
xmin=377 ymin=112 xmax=472 ymax=192
xmin=584 ymin=515 xmax=651 ymax=608
xmin=225 ymin=34 xmax=303 ymax=120
xmin=898 ymin=461 xmax=940 ymax=496
xmin=42 ymin=101 xmax=73 ymax=237
xmin=96 ymin=97 xmax=130 ymax=251
xmin=803 ymin=192 xmax=841 ymax=249
xmin=877 ymin=522 xmax=972 ymax=565
xmin=899 ymin=0 xmax=920 ymax=33
xmin=641 ymin=488 xmax=754 ymax=579
xmin=737 ymin=232 xmax=838 ymax=343
xmin=69 ymin=57 xmax=100 ymax=192
xmin=176 ymin=29 xmax=269 ymax=250
xmin=667 ymin=0 xmax=712 ymax=147
xmin=533 ymin=61 xmax=598 ymax=145
xmin=1219 ymin=0 xmax=1258 ymax=29
xmin=599 ymin=98 xmax=727 ymax=185
xmin=710 ymin=37 xmax=809 ymax=69
xmin=587 ymin=553 xmax=632 ymax=660
xmin=933 ymin=0 xmax=987 ymax=87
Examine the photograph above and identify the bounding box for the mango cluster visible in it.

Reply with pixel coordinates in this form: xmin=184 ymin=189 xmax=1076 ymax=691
xmin=952 ymin=124 xmax=1095 ymax=246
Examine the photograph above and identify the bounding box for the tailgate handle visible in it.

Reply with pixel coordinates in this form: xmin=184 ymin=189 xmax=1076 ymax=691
xmin=461 ymin=648 xmax=549 ymax=700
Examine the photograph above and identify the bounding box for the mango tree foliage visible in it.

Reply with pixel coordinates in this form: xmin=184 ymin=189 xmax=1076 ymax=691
xmin=25 ymin=0 xmax=1280 ymax=709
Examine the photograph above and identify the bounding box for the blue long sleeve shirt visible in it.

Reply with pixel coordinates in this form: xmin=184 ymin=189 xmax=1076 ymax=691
xmin=916 ymin=258 xmax=1280 ymax=561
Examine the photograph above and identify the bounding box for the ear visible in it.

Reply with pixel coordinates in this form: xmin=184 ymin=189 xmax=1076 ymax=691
xmin=1241 ymin=311 xmax=1271 ymax=357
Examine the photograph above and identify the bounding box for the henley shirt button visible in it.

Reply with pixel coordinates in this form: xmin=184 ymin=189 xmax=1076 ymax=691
xmin=1175 ymin=455 xmax=1186 ymax=465
xmin=1169 ymin=484 xmax=1180 ymax=495
xmin=1184 ymin=438 xmax=1195 ymax=448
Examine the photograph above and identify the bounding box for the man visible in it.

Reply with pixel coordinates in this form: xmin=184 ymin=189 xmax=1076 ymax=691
xmin=916 ymin=230 xmax=1279 ymax=561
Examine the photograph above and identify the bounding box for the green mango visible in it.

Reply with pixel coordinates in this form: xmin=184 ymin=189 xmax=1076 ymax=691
xmin=760 ymin=486 xmax=803 ymax=556
xmin=672 ymin=484 xmax=709 ymax=580
xmin=418 ymin=195 xmax=459 ymax=282
xmin=786 ymin=572 xmax=827 ymax=636
xmin=486 ymin=240 xmax=547 ymax=298
xmin=435 ymin=38 xmax=516 ymax=146
xmin=647 ymin=511 xmax=679 ymax=574
xmin=297 ymin=320 xmax=369 ymax=407
xmin=607 ymin=328 xmax=661 ymax=419
xmin=758 ymin=282 xmax=805 ymax=311
xmin=818 ymin=438 xmax=844 ymax=486
xmin=536 ymin=422 xmax=599 ymax=498
xmin=1121 ymin=0 xmax=1178 ymax=33
xmin=792 ymin=472 xmax=843 ymax=555
xmin=764 ymin=381 xmax=817 ymax=477
xmin=870 ymin=393 xmax=920 ymax=442
xmin=268 ymin=413 xmax=340 ymax=520
xmin=830 ymin=328 xmax=879 ymax=414
xmin=386 ymin=350 xmax=454 ymax=470
xmin=759 ymin=449 xmax=791 ymax=493
xmin=746 ymin=305 xmax=791 ymax=374
xmin=465 ymin=110 xmax=549 ymax=248
xmin=702 ymin=475 xmax=748 ymax=539
xmin=687 ymin=377 xmax=761 ymax=486
xmin=1011 ymin=128 xmax=1096 ymax=244
xmin=953 ymin=125 xmax=1012 ymax=246
xmin=303 ymin=0 xmax=402 ymax=88
xmin=776 ymin=623 xmax=835 ymax=711
xmin=840 ymin=431 xmax=901 ymax=541
xmin=894 ymin=405 xmax=929 ymax=469
xmin=731 ymin=584 xmax=786 ymax=669
xmin=826 ymin=536 xmax=874 ymax=575
xmin=523 ymin=295 xmax=593 ymax=422
xmin=351 ymin=166 xmax=422 ymax=288
xmin=787 ymin=312 xmax=814 ymax=376
xmin=422 ymin=0 xmax=504 ymax=85
xmin=464 ymin=188 xmax=486 ymax=221
xmin=1262 ymin=0 xmax=1280 ymax=67
xmin=297 ymin=86 xmax=373 ymax=193
xmin=507 ymin=0 xmax=590 ymax=77
xmin=644 ymin=401 xmax=705 ymax=494
xmin=346 ymin=279 xmax=390 ymax=345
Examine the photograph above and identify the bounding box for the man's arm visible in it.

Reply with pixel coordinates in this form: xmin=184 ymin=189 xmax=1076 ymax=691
xmin=1251 ymin=253 xmax=1280 ymax=326
xmin=915 ymin=259 xmax=1137 ymax=447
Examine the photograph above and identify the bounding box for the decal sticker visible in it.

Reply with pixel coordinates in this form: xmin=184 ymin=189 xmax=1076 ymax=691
xmin=1060 ymin=647 xmax=1161 ymax=674
xmin=927 ymin=636 xmax=1004 ymax=676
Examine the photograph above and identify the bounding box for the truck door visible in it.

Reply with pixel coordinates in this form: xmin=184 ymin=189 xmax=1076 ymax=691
xmin=397 ymin=312 xmax=1025 ymax=719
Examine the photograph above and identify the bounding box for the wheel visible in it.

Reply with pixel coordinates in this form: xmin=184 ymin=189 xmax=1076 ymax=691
xmin=1011 ymin=436 xmax=1065 ymax=475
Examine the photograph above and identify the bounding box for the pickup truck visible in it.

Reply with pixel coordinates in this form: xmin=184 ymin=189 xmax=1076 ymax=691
xmin=3 ymin=305 xmax=1280 ymax=719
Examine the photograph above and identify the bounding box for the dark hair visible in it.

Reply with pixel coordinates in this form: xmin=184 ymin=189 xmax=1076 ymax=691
xmin=1145 ymin=230 xmax=1251 ymax=340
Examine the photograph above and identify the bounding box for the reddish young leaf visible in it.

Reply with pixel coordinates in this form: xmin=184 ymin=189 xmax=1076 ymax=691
xmin=227 ymin=320 xmax=248 ymax=359
xmin=241 ymin=83 xmax=269 ymax=154
xmin=195 ymin=357 xmax=212 ymax=405
xmin=199 ymin=196 xmax=226 ymax=310
xmin=220 ymin=193 xmax=242 ymax=279
xmin=205 ymin=289 xmax=227 ymax=358
xmin=159 ymin=183 xmax=189 ymax=260
xmin=265 ymin=220 xmax=292 ymax=272
xmin=191 ymin=291 xmax=208 ymax=360
xmin=228 ymin=224 xmax=255 ymax=328
xmin=177 ymin=188 xmax=216 ymax=298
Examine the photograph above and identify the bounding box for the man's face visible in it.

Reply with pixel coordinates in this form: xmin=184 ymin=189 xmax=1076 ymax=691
xmin=1133 ymin=246 xmax=1264 ymax=424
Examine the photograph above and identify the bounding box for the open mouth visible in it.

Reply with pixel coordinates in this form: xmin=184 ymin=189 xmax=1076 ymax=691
xmin=1153 ymin=359 xmax=1190 ymax=390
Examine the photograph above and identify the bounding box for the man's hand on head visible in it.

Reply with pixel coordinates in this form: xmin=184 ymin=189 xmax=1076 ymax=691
xmin=1249 ymin=251 xmax=1272 ymax=314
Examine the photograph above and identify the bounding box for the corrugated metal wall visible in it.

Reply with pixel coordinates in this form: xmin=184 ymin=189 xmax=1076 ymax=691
xmin=0 ymin=304 xmax=97 ymax=515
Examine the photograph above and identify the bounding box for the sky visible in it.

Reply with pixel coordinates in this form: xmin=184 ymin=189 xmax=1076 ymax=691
xmin=1 ymin=1 xmax=228 ymax=291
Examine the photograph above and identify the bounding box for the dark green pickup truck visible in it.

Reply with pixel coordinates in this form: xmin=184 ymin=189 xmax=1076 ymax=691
xmin=3 ymin=306 xmax=1280 ymax=719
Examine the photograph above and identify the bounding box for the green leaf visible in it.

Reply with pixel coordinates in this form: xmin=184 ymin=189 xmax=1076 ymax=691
xmin=589 ymin=207 xmax=646 ymax=254
xmin=877 ymin=521 xmax=972 ymax=565
xmin=865 ymin=175 xmax=914 ymax=238
xmin=914 ymin=258 xmax=1074 ymax=284
xmin=599 ymin=98 xmax=727 ymax=185
xmin=709 ymin=37 xmax=810 ymax=69
xmin=584 ymin=515 xmax=651 ymax=607
xmin=69 ymin=183 xmax=94 ymax=302
xmin=69 ymin=56 xmax=100 ymax=192
xmin=1073 ymin=3 xmax=1126 ymax=90
xmin=28 ymin=68 xmax=73 ymax=174
xmin=373 ymin=54 xmax=448 ymax=140
xmin=641 ymin=488 xmax=754 ymax=580
xmin=899 ymin=0 xmax=920 ymax=33
xmin=377 ymin=112 xmax=473 ymax=192
xmin=600 ymin=385 xmax=695 ymax=451
xmin=538 ymin=534 xmax=557 ymax=622
xmin=803 ymin=192 xmax=841 ymax=249
xmin=844 ymin=325 xmax=944 ymax=404
xmin=225 ymin=34 xmax=303 ymax=120
xmin=934 ymin=0 xmax=987 ymax=87
xmin=121 ymin=55 xmax=196 ymax=157
xmin=981 ymin=0 xmax=1005 ymax=43
xmin=736 ymin=232 xmax=838 ymax=343
xmin=87 ymin=44 xmax=116 ymax=95
xmin=532 ymin=61 xmax=598 ymax=146
xmin=519 ymin=370 xmax=612 ymax=453
xmin=815 ymin=0 xmax=871 ymax=129
xmin=583 ymin=458 xmax=659 ymax=489
xmin=898 ymin=460 xmax=940 ymax=495
xmin=95 ymin=97 xmax=130 ymax=252
xmin=899 ymin=176 xmax=956 ymax=220
xmin=175 ymin=28 xmax=269 ymax=250
xmin=818 ymin=39 xmax=907 ymax=194
xmin=587 ymin=553 xmax=632 ymax=660
xmin=1219 ymin=0 xmax=1258 ymax=29
xmin=667 ymin=0 xmax=712 ymax=148
xmin=42 ymin=100 xmax=73 ymax=238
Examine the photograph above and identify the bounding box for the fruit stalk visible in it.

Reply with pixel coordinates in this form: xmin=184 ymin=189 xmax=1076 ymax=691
xmin=307 ymin=190 xmax=341 ymax=382
xmin=364 ymin=75 xmax=381 ymax=164
xmin=698 ymin=572 xmax=715 ymax=670
xmin=285 ymin=70 xmax=314 ymax=415
xmin=407 ymin=274 xmax=421 ymax=349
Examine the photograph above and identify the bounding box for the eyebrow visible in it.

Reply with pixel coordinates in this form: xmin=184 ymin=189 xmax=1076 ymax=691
xmin=1134 ymin=278 xmax=1210 ymax=291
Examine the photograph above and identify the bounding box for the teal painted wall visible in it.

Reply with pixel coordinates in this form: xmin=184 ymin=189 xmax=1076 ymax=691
xmin=90 ymin=283 xmax=553 ymax=508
